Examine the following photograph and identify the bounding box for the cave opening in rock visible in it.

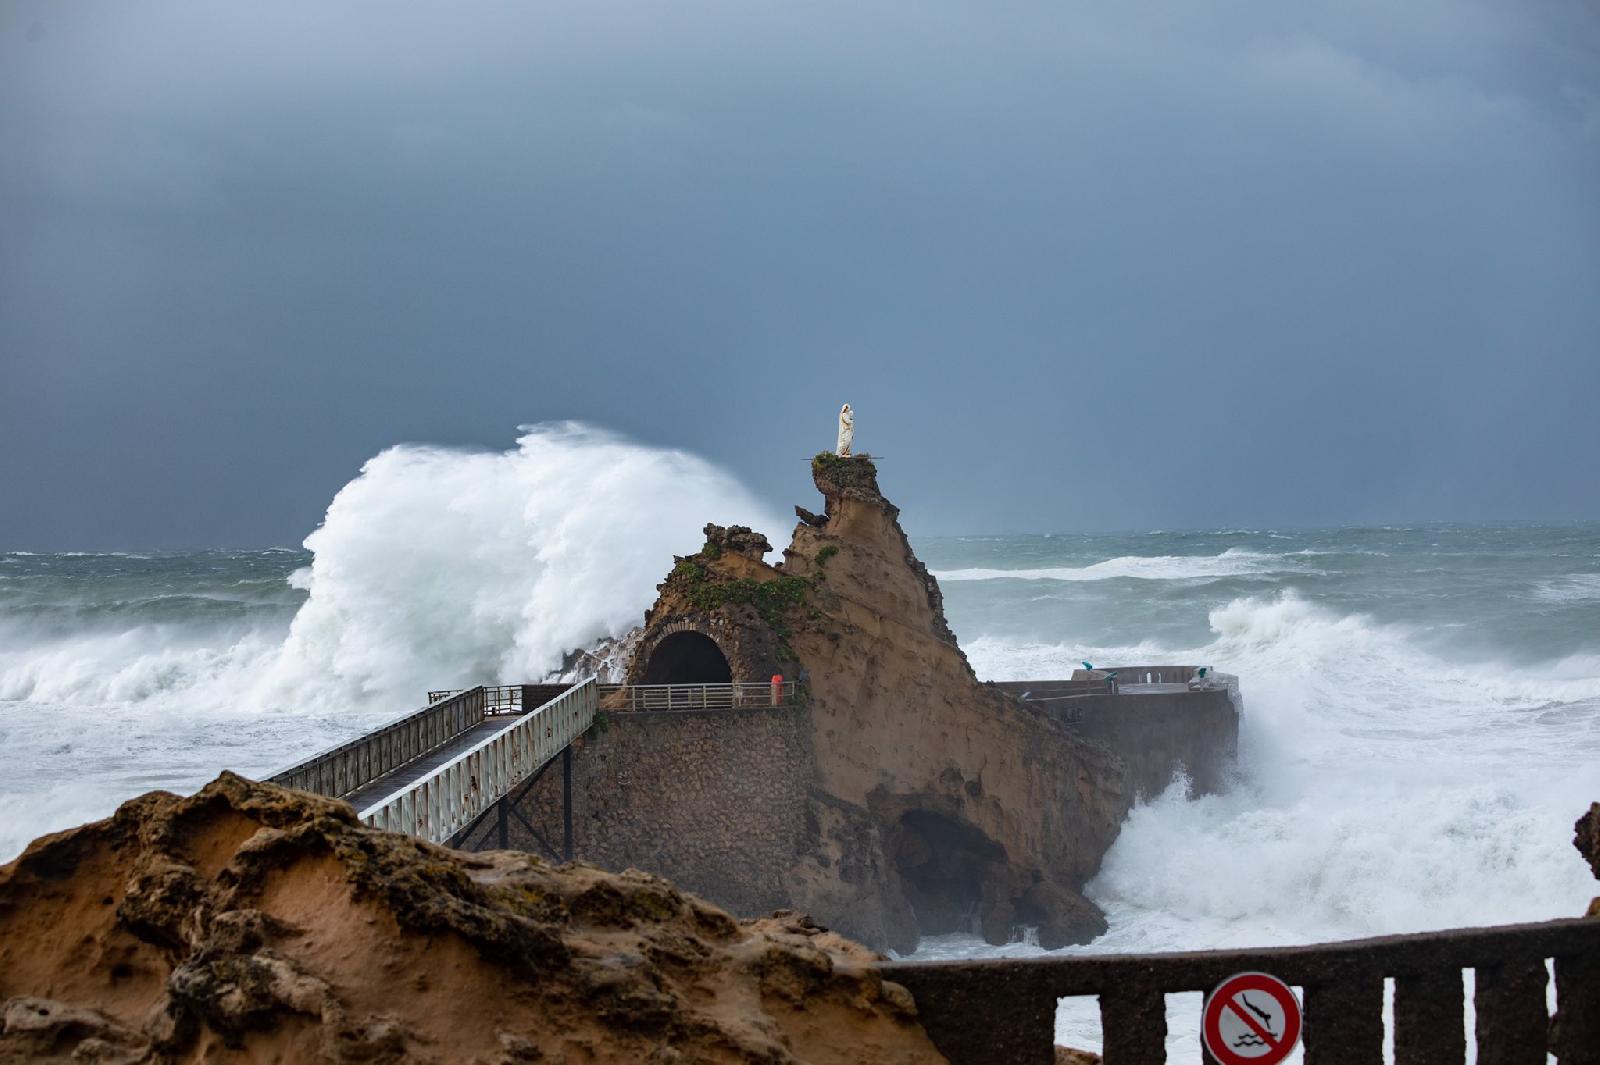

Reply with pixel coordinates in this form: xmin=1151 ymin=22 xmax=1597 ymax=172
xmin=892 ymin=810 xmax=1007 ymax=937
xmin=641 ymin=630 xmax=733 ymax=685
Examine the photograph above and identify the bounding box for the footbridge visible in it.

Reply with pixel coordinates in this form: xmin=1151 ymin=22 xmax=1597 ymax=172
xmin=268 ymin=681 xmax=597 ymax=852
xmin=265 ymin=678 xmax=799 ymax=854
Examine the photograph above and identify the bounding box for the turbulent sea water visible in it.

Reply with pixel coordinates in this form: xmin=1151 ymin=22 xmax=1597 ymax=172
xmin=917 ymin=526 xmax=1600 ymax=1057
xmin=3 ymin=425 xmax=1597 ymax=1057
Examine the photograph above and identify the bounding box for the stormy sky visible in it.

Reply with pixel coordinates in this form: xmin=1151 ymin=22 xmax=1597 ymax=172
xmin=3 ymin=0 xmax=1597 ymax=549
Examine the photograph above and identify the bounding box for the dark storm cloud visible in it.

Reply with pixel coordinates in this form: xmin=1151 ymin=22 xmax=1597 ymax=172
xmin=2 ymin=0 xmax=1597 ymax=548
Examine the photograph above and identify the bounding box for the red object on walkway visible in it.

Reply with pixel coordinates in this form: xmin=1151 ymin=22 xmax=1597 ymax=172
xmin=771 ymin=674 xmax=783 ymax=706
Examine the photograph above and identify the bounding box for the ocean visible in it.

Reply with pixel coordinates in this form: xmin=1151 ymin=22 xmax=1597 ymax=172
xmin=3 ymin=424 xmax=1597 ymax=1057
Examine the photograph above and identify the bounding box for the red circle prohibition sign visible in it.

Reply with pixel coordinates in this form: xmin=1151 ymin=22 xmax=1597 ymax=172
xmin=1202 ymin=971 xmax=1303 ymax=1065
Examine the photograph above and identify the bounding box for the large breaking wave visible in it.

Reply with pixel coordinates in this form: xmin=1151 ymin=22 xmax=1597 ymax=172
xmin=258 ymin=422 xmax=784 ymax=709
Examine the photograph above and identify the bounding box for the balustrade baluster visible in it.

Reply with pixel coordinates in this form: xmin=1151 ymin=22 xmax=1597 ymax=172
xmin=1100 ymin=988 xmax=1166 ymax=1063
xmin=886 ymin=971 xmax=1055 ymax=1065
xmin=1551 ymin=951 xmax=1600 ymax=1064
xmin=1394 ymin=970 xmax=1465 ymax=1064
xmin=1304 ymin=977 xmax=1383 ymax=1064
xmin=1474 ymin=959 xmax=1549 ymax=1065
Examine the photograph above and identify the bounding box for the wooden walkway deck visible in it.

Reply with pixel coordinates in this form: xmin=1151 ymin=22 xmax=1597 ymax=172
xmin=342 ymin=714 xmax=526 ymax=813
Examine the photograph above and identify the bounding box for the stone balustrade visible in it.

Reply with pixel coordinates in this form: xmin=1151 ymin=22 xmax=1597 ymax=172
xmin=874 ymin=916 xmax=1600 ymax=1064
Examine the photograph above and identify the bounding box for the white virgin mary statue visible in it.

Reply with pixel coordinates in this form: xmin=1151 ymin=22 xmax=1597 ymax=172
xmin=837 ymin=404 xmax=854 ymax=457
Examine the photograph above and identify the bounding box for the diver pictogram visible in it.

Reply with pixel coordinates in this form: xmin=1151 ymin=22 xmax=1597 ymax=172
xmin=1201 ymin=972 xmax=1302 ymax=1065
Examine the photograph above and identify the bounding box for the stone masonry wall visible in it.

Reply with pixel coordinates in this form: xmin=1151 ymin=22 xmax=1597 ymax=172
xmin=470 ymin=705 xmax=816 ymax=923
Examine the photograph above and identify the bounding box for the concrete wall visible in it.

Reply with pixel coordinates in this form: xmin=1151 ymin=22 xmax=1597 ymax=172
xmin=1071 ymin=688 xmax=1238 ymax=798
xmin=470 ymin=705 xmax=816 ymax=922
xmin=988 ymin=680 xmax=1240 ymax=799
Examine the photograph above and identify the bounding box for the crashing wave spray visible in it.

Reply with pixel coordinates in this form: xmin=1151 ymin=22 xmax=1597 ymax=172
xmin=256 ymin=422 xmax=786 ymax=709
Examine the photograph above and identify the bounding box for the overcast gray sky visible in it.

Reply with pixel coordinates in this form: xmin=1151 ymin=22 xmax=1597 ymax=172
xmin=3 ymin=0 xmax=1597 ymax=549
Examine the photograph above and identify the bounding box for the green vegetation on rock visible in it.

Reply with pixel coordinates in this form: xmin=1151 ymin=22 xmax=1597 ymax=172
xmin=810 ymin=450 xmax=875 ymax=477
xmin=688 ymin=575 xmax=808 ymax=635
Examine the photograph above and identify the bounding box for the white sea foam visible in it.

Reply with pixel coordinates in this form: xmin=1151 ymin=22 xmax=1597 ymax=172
xmin=932 ymin=548 xmax=1298 ymax=583
xmin=253 ymin=422 xmax=784 ymax=711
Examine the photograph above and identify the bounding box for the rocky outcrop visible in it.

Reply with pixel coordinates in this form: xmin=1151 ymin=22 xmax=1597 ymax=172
xmin=622 ymin=455 xmax=1131 ymax=952
xmin=1578 ymin=802 xmax=1600 ymax=917
xmin=0 ymin=773 xmax=944 ymax=1064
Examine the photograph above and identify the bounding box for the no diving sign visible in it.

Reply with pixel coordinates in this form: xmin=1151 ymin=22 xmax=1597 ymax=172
xmin=1202 ymin=972 xmax=1303 ymax=1065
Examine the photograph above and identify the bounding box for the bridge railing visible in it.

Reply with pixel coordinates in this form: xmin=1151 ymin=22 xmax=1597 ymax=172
xmin=360 ymin=679 xmax=597 ymax=845
xmin=1106 ymin=664 xmax=1198 ymax=686
xmin=426 ymin=684 xmax=571 ymax=716
xmin=268 ymin=686 xmax=487 ymax=800
xmin=875 ymin=916 xmax=1600 ymax=1064
xmin=993 ymin=679 xmax=1116 ymax=701
xmin=597 ymin=681 xmax=798 ymax=712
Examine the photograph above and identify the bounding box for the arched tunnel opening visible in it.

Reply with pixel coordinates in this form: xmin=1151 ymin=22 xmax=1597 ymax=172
xmin=642 ymin=630 xmax=733 ymax=685
xmin=892 ymin=809 xmax=1008 ymax=937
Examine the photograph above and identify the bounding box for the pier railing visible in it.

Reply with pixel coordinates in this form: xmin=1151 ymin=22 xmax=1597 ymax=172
xmin=597 ymin=681 xmax=798 ymax=711
xmin=360 ymin=680 xmax=597 ymax=845
xmin=427 ymin=681 xmax=800 ymax=714
xmin=996 ymin=669 xmax=1240 ymax=705
xmin=1109 ymin=665 xmax=1198 ymax=686
xmin=426 ymin=684 xmax=571 ymax=716
xmin=993 ymin=679 xmax=1117 ymax=700
xmin=876 ymin=916 xmax=1600 ymax=1064
xmin=269 ymin=687 xmax=487 ymax=800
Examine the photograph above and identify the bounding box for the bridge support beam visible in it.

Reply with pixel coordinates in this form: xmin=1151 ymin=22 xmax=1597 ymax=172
xmin=446 ymin=741 xmax=579 ymax=864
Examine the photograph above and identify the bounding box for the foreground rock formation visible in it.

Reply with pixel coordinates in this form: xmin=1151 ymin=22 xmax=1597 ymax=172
xmin=0 ymin=773 xmax=943 ymax=1064
xmin=616 ymin=455 xmax=1131 ymax=952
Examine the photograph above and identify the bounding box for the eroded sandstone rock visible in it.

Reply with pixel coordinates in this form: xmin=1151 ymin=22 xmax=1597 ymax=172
xmin=0 ymin=773 xmax=944 ymax=1064
xmin=623 ymin=454 xmax=1131 ymax=952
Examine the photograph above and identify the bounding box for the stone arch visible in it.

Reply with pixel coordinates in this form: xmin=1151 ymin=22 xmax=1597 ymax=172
xmin=891 ymin=809 xmax=1008 ymax=938
xmin=641 ymin=627 xmax=733 ymax=685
